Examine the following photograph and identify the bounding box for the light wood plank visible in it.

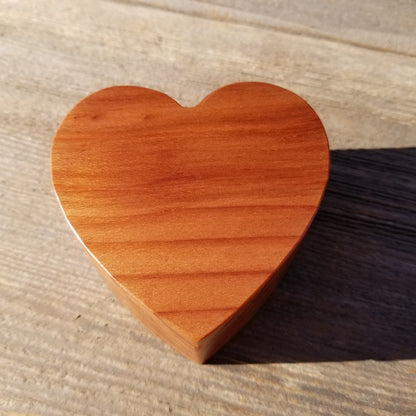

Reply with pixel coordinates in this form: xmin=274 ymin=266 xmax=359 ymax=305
xmin=114 ymin=0 xmax=416 ymax=56
xmin=1 ymin=0 xmax=415 ymax=151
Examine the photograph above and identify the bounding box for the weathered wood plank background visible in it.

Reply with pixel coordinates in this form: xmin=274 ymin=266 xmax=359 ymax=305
xmin=1 ymin=1 xmax=415 ymax=414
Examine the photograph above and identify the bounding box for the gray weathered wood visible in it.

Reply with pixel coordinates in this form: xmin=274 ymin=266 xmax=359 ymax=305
xmin=123 ymin=0 xmax=416 ymax=55
xmin=1 ymin=0 xmax=415 ymax=415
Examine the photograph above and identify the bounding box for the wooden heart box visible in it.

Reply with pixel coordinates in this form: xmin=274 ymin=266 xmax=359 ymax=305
xmin=51 ymin=82 xmax=329 ymax=363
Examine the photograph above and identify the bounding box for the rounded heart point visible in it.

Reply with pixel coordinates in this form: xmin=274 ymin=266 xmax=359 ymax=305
xmin=51 ymin=82 xmax=329 ymax=362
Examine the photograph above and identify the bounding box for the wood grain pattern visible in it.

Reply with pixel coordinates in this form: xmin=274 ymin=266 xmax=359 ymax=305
xmin=51 ymin=83 xmax=329 ymax=362
xmin=1 ymin=0 xmax=416 ymax=414
xmin=124 ymin=0 xmax=416 ymax=56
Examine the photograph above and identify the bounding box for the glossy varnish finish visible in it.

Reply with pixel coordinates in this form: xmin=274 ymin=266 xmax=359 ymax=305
xmin=51 ymin=82 xmax=329 ymax=362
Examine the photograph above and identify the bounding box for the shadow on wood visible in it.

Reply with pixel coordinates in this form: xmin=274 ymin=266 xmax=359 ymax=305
xmin=210 ymin=148 xmax=416 ymax=364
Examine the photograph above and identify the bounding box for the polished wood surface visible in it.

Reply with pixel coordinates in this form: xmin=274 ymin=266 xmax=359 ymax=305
xmin=1 ymin=0 xmax=415 ymax=414
xmin=51 ymin=83 xmax=329 ymax=362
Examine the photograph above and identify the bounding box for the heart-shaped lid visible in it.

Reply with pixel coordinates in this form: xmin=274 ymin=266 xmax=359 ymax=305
xmin=51 ymin=82 xmax=329 ymax=362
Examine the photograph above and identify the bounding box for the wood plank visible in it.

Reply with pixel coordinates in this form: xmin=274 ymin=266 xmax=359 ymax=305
xmin=0 ymin=0 xmax=415 ymax=414
xmin=1 ymin=146 xmax=415 ymax=414
xmin=1 ymin=0 xmax=415 ymax=151
xmin=114 ymin=0 xmax=416 ymax=56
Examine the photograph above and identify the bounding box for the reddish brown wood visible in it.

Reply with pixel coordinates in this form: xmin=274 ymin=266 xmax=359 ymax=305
xmin=51 ymin=82 xmax=329 ymax=363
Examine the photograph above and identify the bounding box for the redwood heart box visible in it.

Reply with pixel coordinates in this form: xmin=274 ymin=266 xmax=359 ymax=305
xmin=51 ymin=82 xmax=329 ymax=363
